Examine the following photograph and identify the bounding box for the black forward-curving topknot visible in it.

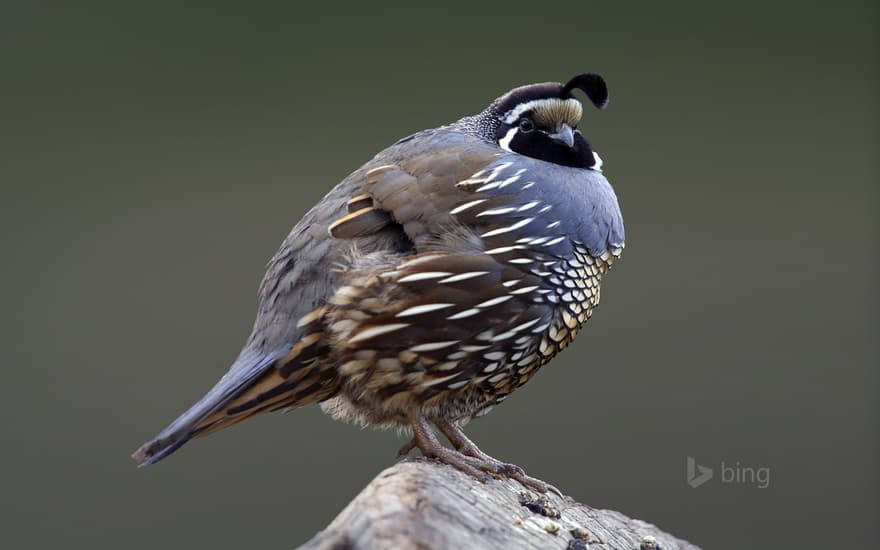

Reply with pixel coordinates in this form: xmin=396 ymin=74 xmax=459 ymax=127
xmin=561 ymin=73 xmax=609 ymax=109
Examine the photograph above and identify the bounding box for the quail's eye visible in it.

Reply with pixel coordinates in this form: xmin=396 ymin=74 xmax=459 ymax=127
xmin=517 ymin=118 xmax=535 ymax=132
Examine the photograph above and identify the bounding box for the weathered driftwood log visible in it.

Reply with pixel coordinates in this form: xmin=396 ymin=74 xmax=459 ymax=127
xmin=300 ymin=458 xmax=701 ymax=550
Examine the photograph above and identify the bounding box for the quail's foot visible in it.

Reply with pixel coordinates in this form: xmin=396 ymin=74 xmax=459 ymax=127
xmin=401 ymin=417 xmax=558 ymax=495
xmin=436 ymin=419 xmax=560 ymax=495
xmin=408 ymin=417 xmax=495 ymax=482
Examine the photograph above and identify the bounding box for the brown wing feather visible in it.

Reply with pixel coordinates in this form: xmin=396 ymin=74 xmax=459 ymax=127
xmin=328 ymin=207 xmax=393 ymax=238
xmin=327 ymin=135 xmax=502 ymax=246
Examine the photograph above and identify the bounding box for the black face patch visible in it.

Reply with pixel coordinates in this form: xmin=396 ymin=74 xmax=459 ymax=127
xmin=494 ymin=120 xmax=596 ymax=169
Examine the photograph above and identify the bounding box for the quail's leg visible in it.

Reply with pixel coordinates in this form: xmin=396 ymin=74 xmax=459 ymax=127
xmin=408 ymin=416 xmax=506 ymax=482
xmin=435 ymin=418 xmax=559 ymax=495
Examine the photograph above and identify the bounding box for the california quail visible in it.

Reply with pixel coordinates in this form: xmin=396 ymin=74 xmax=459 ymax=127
xmin=133 ymin=72 xmax=625 ymax=493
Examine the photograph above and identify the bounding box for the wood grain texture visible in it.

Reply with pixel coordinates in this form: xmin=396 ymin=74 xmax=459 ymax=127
xmin=299 ymin=458 xmax=701 ymax=550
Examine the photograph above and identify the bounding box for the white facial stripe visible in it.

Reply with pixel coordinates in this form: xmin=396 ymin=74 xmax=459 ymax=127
xmin=504 ymin=99 xmax=549 ymax=123
xmin=498 ymin=127 xmax=517 ymax=152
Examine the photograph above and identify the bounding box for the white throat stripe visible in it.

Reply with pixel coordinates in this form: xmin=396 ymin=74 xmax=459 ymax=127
xmin=498 ymin=127 xmax=517 ymax=152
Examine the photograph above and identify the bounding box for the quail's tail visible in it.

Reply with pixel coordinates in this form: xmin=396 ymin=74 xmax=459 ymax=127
xmin=131 ymin=347 xmax=291 ymax=466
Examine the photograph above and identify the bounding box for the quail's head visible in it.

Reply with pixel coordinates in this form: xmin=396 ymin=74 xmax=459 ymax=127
xmin=479 ymin=73 xmax=608 ymax=169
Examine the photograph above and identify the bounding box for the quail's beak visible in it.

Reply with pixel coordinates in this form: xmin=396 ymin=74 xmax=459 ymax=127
xmin=548 ymin=123 xmax=575 ymax=148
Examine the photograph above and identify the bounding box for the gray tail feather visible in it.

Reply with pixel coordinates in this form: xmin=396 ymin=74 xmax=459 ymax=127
xmin=131 ymin=346 xmax=289 ymax=466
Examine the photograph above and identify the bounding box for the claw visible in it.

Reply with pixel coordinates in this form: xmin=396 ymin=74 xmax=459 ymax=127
xmin=546 ymin=483 xmax=563 ymax=497
xmin=507 ymin=469 xmax=549 ymax=493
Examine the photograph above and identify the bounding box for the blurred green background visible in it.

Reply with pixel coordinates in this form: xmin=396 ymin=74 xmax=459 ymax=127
xmin=1 ymin=2 xmax=876 ymax=549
